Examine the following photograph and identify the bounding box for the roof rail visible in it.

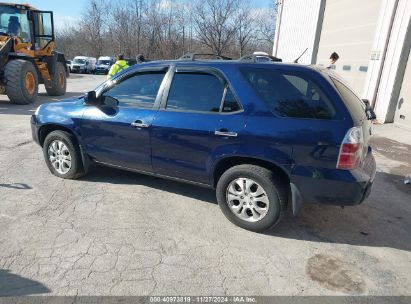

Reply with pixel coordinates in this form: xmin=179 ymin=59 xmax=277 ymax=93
xmin=179 ymin=53 xmax=232 ymax=61
xmin=239 ymin=54 xmax=282 ymax=63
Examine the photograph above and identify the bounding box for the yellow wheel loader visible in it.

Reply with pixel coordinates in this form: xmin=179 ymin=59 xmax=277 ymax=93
xmin=0 ymin=3 xmax=68 ymax=104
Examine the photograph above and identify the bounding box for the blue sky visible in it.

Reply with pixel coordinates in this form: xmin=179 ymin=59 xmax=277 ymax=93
xmin=14 ymin=0 xmax=274 ymax=30
xmin=17 ymin=0 xmax=273 ymax=19
xmin=18 ymin=0 xmax=83 ymax=18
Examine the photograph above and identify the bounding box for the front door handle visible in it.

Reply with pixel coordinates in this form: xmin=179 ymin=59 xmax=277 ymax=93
xmin=131 ymin=120 xmax=149 ymax=128
xmin=215 ymin=129 xmax=238 ymax=137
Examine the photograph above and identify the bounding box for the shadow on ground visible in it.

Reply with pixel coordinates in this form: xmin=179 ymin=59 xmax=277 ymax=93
xmin=0 ymin=92 xmax=85 ymax=116
xmin=0 ymin=269 xmax=50 ymax=296
xmin=83 ymin=166 xmax=411 ymax=252
xmin=0 ymin=183 xmax=32 ymax=190
xmin=83 ymin=165 xmax=217 ymax=205
xmin=271 ymin=171 xmax=411 ymax=251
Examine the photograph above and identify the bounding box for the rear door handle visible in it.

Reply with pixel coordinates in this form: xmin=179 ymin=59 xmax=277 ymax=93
xmin=214 ymin=129 xmax=238 ymax=137
xmin=131 ymin=120 xmax=149 ymax=128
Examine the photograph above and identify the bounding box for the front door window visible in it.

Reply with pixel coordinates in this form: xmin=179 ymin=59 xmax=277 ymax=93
xmin=101 ymin=72 xmax=166 ymax=109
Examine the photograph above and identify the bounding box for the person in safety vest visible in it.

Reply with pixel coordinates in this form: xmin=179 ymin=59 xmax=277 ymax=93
xmin=107 ymin=54 xmax=129 ymax=79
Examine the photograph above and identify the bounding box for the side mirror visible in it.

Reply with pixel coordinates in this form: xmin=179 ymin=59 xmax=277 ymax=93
xmin=362 ymin=99 xmax=377 ymax=120
xmin=85 ymin=90 xmax=98 ymax=105
xmin=102 ymin=95 xmax=119 ymax=107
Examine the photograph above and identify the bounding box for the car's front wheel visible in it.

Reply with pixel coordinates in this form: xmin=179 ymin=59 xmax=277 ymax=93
xmin=43 ymin=130 xmax=86 ymax=179
xmin=216 ymin=164 xmax=288 ymax=232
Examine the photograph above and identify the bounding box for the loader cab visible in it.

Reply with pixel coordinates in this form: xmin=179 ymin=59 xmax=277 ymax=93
xmin=0 ymin=4 xmax=54 ymax=50
xmin=0 ymin=5 xmax=30 ymax=40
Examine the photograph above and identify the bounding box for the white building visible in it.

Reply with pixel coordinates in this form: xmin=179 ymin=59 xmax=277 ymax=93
xmin=273 ymin=0 xmax=411 ymax=128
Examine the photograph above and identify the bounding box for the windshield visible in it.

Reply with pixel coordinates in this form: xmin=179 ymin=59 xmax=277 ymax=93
xmin=98 ymin=60 xmax=111 ymax=65
xmin=0 ymin=6 xmax=30 ymax=40
xmin=73 ymin=59 xmax=86 ymax=64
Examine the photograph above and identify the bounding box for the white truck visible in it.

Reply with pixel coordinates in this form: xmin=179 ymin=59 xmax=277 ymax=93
xmin=71 ymin=56 xmax=97 ymax=74
xmin=95 ymin=56 xmax=115 ymax=75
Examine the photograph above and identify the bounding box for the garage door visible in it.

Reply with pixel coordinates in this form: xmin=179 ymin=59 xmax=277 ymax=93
xmin=316 ymin=0 xmax=382 ymax=95
xmin=394 ymin=47 xmax=411 ymax=128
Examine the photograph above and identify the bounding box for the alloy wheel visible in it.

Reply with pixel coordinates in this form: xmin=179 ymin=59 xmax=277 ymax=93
xmin=48 ymin=140 xmax=72 ymax=174
xmin=226 ymin=177 xmax=269 ymax=222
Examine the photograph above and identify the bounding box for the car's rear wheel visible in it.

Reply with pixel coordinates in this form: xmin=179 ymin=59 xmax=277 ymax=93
xmin=216 ymin=164 xmax=288 ymax=232
xmin=43 ymin=130 xmax=86 ymax=179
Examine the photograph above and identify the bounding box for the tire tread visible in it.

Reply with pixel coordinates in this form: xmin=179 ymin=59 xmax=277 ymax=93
xmin=45 ymin=62 xmax=67 ymax=96
xmin=5 ymin=60 xmax=38 ymax=105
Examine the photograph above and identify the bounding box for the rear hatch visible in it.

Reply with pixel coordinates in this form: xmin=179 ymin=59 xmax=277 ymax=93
xmin=328 ymin=74 xmax=374 ymax=169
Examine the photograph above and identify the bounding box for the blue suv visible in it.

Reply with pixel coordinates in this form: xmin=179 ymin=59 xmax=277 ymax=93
xmin=31 ymin=55 xmax=376 ymax=232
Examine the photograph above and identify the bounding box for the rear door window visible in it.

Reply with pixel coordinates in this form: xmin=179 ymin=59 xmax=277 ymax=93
xmin=166 ymin=72 xmax=241 ymax=113
xmin=241 ymin=67 xmax=336 ymax=119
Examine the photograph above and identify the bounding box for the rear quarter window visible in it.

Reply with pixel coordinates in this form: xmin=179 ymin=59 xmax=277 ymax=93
xmin=240 ymin=67 xmax=336 ymax=120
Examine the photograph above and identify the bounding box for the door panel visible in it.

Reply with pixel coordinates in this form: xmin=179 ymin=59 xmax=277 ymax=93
xmin=80 ymin=70 xmax=168 ymax=171
xmin=151 ymin=111 xmax=245 ymax=184
xmin=81 ymin=106 xmax=154 ymax=171
xmin=151 ymin=68 xmax=245 ymax=184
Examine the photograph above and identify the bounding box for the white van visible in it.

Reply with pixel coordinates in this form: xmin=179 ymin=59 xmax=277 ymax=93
xmin=95 ymin=56 xmax=115 ymax=75
xmin=71 ymin=56 xmax=97 ymax=74
xmin=86 ymin=57 xmax=97 ymax=73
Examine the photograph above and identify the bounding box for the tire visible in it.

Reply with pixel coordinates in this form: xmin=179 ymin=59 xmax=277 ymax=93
xmin=45 ymin=62 xmax=67 ymax=96
xmin=43 ymin=130 xmax=86 ymax=179
xmin=5 ymin=60 xmax=38 ymax=104
xmin=216 ymin=164 xmax=288 ymax=232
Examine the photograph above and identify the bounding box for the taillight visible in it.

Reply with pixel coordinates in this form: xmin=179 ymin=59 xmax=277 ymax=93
xmin=337 ymin=127 xmax=364 ymax=170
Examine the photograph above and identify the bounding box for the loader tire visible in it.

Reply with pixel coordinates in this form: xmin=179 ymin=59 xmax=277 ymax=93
xmin=5 ymin=60 xmax=38 ymax=105
xmin=45 ymin=62 xmax=67 ymax=96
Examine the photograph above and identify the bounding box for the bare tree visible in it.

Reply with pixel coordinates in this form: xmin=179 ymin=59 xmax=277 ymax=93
xmin=193 ymin=0 xmax=239 ymax=56
xmin=255 ymin=0 xmax=277 ymax=53
xmin=130 ymin=0 xmax=145 ymax=54
xmin=55 ymin=0 xmax=277 ymax=60
xmin=235 ymin=3 xmax=256 ymax=57
xmin=80 ymin=0 xmax=106 ymax=58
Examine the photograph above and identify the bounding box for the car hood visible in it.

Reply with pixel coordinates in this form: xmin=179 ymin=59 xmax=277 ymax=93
xmin=36 ymin=96 xmax=85 ymax=122
xmin=48 ymin=96 xmax=84 ymax=106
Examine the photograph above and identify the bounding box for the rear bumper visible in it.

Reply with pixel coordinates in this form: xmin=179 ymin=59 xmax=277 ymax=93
xmin=291 ymin=149 xmax=376 ymax=206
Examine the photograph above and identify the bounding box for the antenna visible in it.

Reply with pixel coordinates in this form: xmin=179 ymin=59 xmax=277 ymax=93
xmin=294 ymin=48 xmax=308 ymax=63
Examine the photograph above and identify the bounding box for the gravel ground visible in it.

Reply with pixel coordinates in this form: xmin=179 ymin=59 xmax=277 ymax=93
xmin=0 ymin=74 xmax=410 ymax=296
